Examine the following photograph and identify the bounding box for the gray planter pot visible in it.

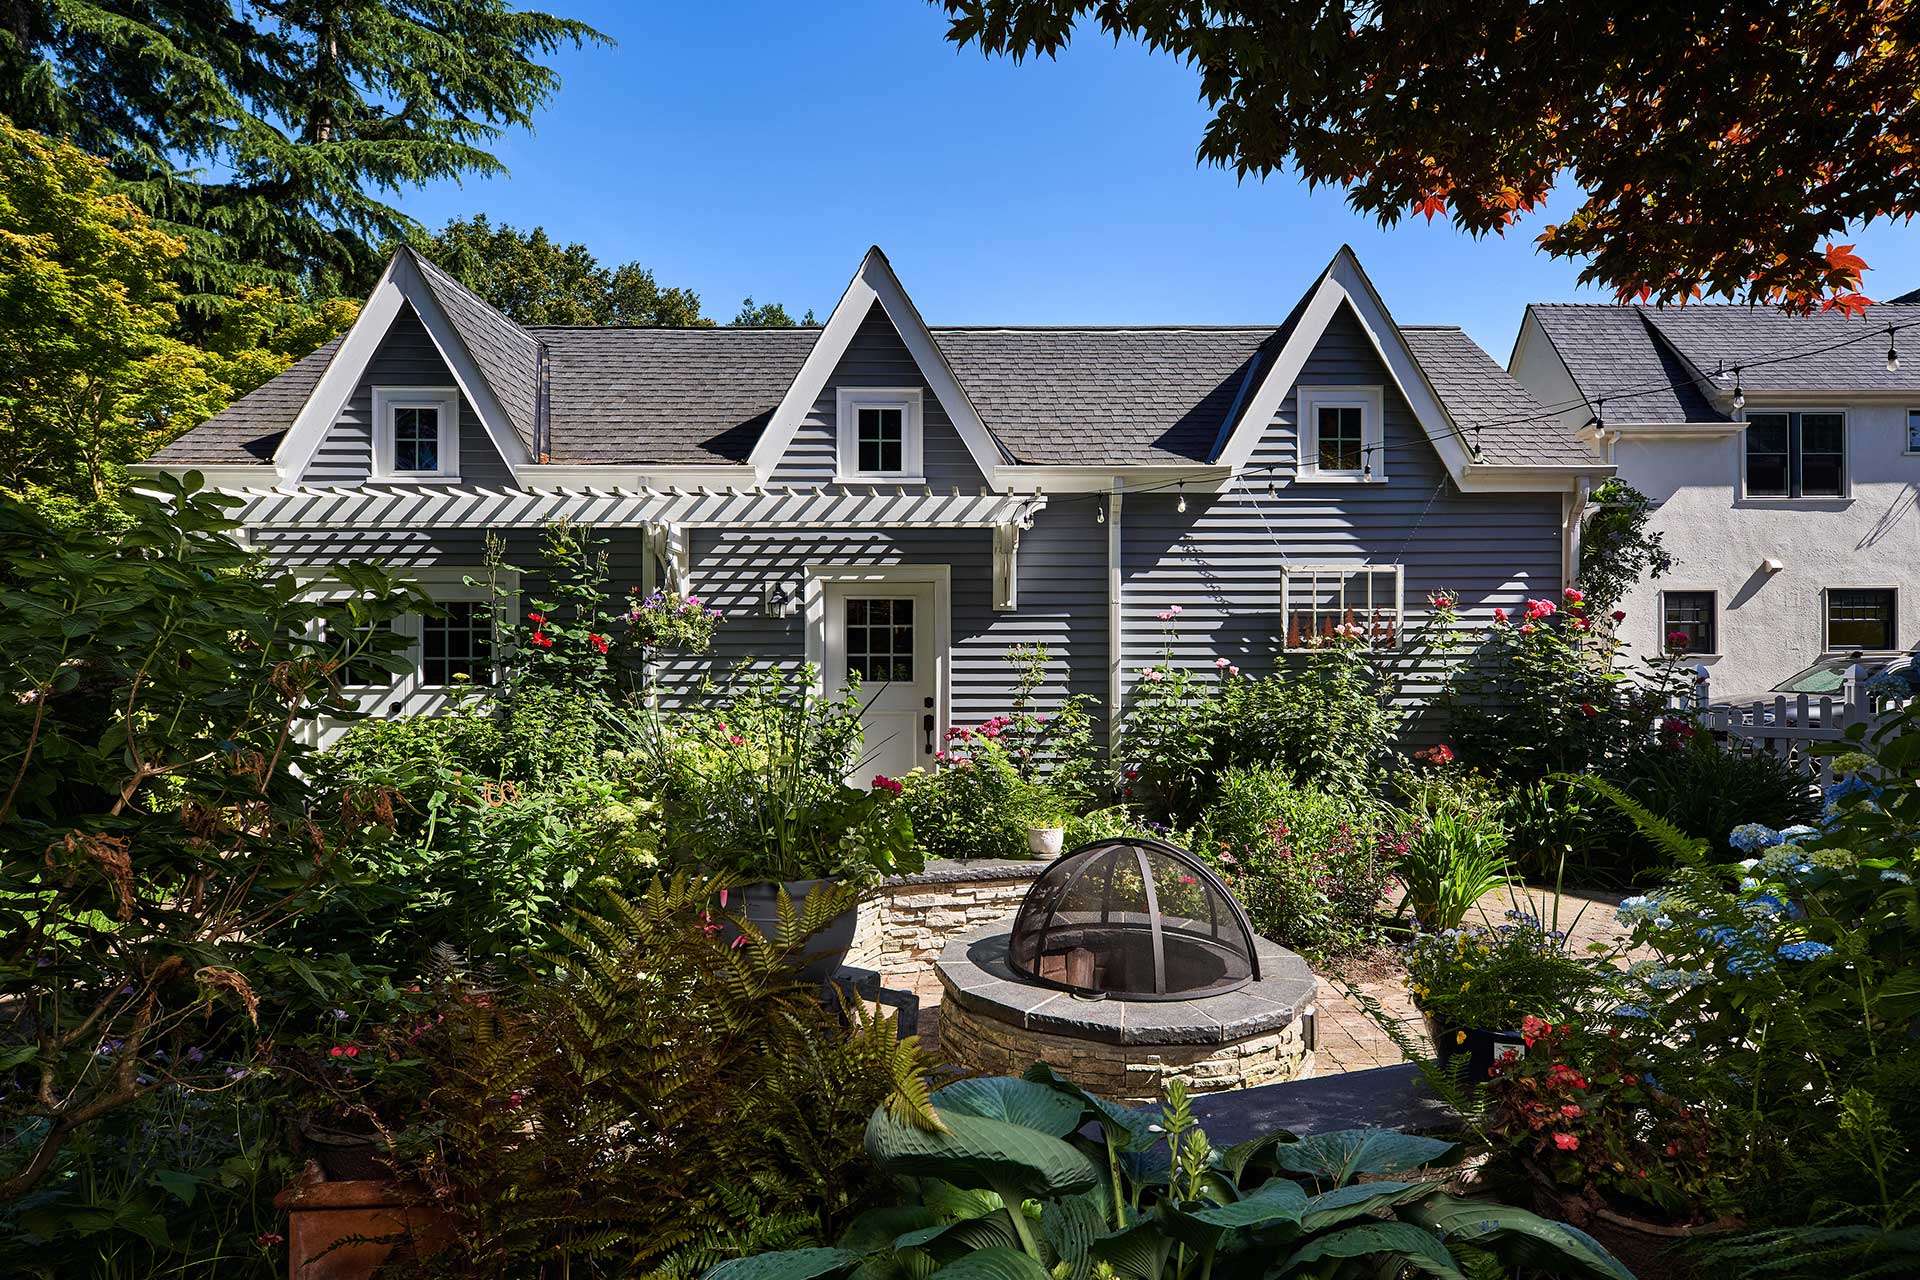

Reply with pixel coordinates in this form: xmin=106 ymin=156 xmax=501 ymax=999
xmin=725 ymin=878 xmax=859 ymax=984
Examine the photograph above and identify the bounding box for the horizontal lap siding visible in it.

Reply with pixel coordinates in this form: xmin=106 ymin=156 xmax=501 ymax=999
xmin=658 ymin=507 xmax=1109 ymax=746
xmin=299 ymin=307 xmax=512 ymax=486
xmin=1120 ymin=305 xmax=1563 ymax=730
xmin=771 ymin=301 xmax=986 ymax=490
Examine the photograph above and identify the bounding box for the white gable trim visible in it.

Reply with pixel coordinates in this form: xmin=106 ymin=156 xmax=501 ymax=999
xmin=749 ymin=247 xmax=1007 ymax=486
xmin=1214 ymin=247 xmax=1476 ymax=483
xmin=270 ymin=250 xmax=532 ymax=483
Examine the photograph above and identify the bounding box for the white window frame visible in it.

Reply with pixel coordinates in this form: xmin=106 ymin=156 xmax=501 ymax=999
xmin=1297 ymin=385 xmax=1386 ymax=483
xmin=371 ymin=386 xmax=462 ymax=481
xmin=1822 ymin=586 xmax=1899 ymax=654
xmin=1906 ymin=407 xmax=1920 ymax=457
xmin=834 ymin=387 xmax=924 ymax=483
xmin=1280 ymin=563 xmax=1404 ymax=651
xmin=1658 ymin=588 xmax=1721 ymax=659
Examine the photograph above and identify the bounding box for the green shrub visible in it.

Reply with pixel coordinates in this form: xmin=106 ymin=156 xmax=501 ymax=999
xmin=1610 ymin=730 xmax=1821 ymax=867
xmin=1062 ymin=804 xmax=1167 ymax=848
xmin=1191 ymin=766 xmax=1398 ymax=959
xmin=898 ymin=733 xmax=1047 ymax=862
xmin=1121 ymin=630 xmax=1400 ymax=826
xmin=1498 ymin=777 xmax=1629 ymax=886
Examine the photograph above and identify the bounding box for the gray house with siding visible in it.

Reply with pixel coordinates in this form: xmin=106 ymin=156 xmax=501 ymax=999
xmin=138 ymin=244 xmax=1608 ymax=773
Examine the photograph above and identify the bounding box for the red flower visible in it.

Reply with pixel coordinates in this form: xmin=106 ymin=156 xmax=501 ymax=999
xmin=871 ymin=774 xmax=903 ymax=795
xmin=1524 ymin=598 xmax=1558 ymax=620
xmin=1554 ymin=1132 xmax=1580 ymax=1151
xmin=1125 ymin=768 xmax=1140 ymax=780
xmin=1666 ymin=630 xmax=1691 ymax=648
xmin=1611 ymin=609 xmax=1627 ymax=622
xmin=526 ymin=612 xmax=547 ymax=624
xmin=1560 ymin=1103 xmax=1584 ymax=1118
xmin=345 ymin=1046 xmax=359 ymax=1058
xmin=588 ymin=632 xmax=609 ymax=654
xmin=328 ymin=1046 xmax=343 ymax=1058
xmin=1580 ymin=703 xmax=1597 ymax=716
xmin=256 ymin=1232 xmax=285 ymax=1248
xmin=1562 ymin=587 xmax=1584 ymax=605
xmin=1492 ymin=608 xmax=1508 ymax=624
xmin=530 ymin=631 xmax=553 ymax=649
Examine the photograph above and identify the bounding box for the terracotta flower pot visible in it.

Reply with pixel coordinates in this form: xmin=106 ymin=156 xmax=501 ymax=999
xmin=274 ymin=1168 xmax=451 ymax=1280
xmin=722 ymin=877 xmax=859 ymax=983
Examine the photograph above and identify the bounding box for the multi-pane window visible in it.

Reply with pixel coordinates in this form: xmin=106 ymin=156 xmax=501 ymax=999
xmin=421 ymin=601 xmax=493 ymax=685
xmin=324 ymin=619 xmax=395 ymax=688
xmin=1281 ymin=565 xmax=1403 ymax=650
xmin=857 ymin=407 xmax=905 ymax=475
xmin=1660 ymin=592 xmax=1716 ymax=655
xmin=845 ymin=597 xmax=914 ymax=683
xmin=1744 ymin=411 xmax=1845 ymax=497
xmin=1317 ymin=406 xmax=1365 ymax=473
xmin=1827 ymin=589 xmax=1897 ymax=651
xmin=1907 ymin=408 xmax=1920 ymax=454
xmin=392 ymin=405 xmax=441 ymax=473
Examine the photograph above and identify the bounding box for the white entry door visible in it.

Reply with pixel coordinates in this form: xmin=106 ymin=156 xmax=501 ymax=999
xmin=822 ymin=580 xmax=938 ymax=782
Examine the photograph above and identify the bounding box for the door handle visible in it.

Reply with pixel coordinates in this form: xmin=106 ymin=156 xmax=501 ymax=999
xmin=922 ymin=712 xmax=935 ymax=754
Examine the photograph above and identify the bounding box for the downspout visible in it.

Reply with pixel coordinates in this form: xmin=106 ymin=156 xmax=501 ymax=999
xmin=1107 ymin=479 xmax=1125 ymax=760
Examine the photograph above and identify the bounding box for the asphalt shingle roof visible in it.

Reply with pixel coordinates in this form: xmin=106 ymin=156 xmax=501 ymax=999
xmin=1641 ymin=304 xmax=1920 ymax=395
xmin=1524 ymin=305 xmax=1727 ymax=424
xmin=1401 ymin=327 xmax=1598 ymax=465
xmin=934 ymin=327 xmax=1267 ymax=465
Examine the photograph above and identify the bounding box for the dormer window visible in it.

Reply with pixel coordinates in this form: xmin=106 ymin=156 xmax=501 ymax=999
xmin=836 ymin=387 xmax=923 ymax=482
xmin=1297 ymin=385 xmax=1385 ymax=482
xmin=372 ymin=387 xmax=461 ymax=481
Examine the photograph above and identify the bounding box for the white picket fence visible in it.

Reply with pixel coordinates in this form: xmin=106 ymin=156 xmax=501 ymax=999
xmin=1674 ymin=664 xmax=1913 ymax=788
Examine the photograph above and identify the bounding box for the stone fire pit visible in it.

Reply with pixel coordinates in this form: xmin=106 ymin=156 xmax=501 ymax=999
xmin=935 ymin=924 xmax=1317 ymax=1102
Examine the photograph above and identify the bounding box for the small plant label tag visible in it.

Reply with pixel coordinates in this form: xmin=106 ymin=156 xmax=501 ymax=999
xmin=1491 ymin=1042 xmax=1527 ymax=1065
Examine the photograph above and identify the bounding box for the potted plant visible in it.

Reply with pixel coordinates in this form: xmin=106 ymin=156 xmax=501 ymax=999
xmin=1404 ymin=907 xmax=1600 ymax=1087
xmin=1020 ymin=788 xmax=1073 ymax=857
xmin=622 ymin=667 xmax=921 ymax=981
xmin=1486 ymin=1018 xmax=1741 ymax=1279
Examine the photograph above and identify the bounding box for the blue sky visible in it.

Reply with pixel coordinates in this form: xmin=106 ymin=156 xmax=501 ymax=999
xmin=405 ymin=0 xmax=1920 ymax=359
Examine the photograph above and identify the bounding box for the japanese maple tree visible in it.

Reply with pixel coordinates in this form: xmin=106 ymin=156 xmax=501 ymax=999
xmin=937 ymin=0 xmax=1920 ymax=311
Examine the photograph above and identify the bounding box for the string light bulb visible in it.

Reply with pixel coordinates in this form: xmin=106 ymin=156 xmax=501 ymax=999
xmin=1732 ymin=368 xmax=1745 ymax=413
xmin=1887 ymin=324 xmax=1900 ymax=374
xmin=1096 ymin=500 xmax=1106 ymax=525
xmin=1176 ymin=485 xmax=1187 ymax=513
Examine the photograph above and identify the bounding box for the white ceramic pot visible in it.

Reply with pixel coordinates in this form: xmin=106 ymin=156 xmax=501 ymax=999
xmin=1027 ymin=826 xmax=1066 ymax=857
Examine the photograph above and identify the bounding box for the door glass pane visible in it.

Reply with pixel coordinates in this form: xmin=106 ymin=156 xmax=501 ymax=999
xmin=1744 ymin=414 xmax=1790 ymax=496
xmin=421 ymin=601 xmax=493 ymax=685
xmin=393 ymin=406 xmax=440 ymax=472
xmin=857 ymin=407 xmax=905 ymax=473
xmin=1661 ymin=592 xmax=1716 ymax=654
xmin=1317 ymin=406 xmax=1364 ymax=471
xmin=324 ymin=619 xmax=395 ymax=688
xmin=1799 ymin=413 xmax=1844 ymax=496
xmin=846 ymin=597 xmax=913 ymax=683
xmin=1827 ymin=589 xmax=1896 ymax=650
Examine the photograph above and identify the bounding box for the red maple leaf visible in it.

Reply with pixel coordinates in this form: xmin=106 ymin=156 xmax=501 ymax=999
xmin=1824 ymin=242 xmax=1869 ymax=279
xmin=1412 ymin=192 xmax=1448 ymax=222
xmin=1819 ymin=291 xmax=1874 ymax=318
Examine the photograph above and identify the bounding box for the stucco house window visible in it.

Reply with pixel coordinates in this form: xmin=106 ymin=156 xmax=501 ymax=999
xmin=835 ymin=387 xmax=924 ymax=482
xmin=1281 ymin=564 xmax=1403 ymax=650
xmin=371 ymin=387 xmax=462 ymax=480
xmin=1660 ymin=591 xmax=1717 ymax=655
xmin=1743 ymin=411 xmax=1845 ymax=498
xmin=1297 ymin=386 xmax=1386 ymax=482
xmin=1825 ymin=589 xmax=1897 ymax=652
xmin=1906 ymin=408 xmax=1920 ymax=455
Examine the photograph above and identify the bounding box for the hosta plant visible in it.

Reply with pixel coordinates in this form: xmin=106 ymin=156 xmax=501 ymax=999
xmin=711 ymin=1067 xmax=1633 ymax=1280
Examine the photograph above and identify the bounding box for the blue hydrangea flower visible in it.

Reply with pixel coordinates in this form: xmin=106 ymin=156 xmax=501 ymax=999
xmin=1612 ymin=1004 xmax=1649 ymax=1019
xmin=1616 ymin=894 xmax=1661 ymax=925
xmin=1882 ymin=870 xmax=1912 ymax=884
xmin=1777 ymin=940 xmax=1834 ymax=961
xmin=1778 ymin=825 xmax=1818 ymax=844
xmin=1729 ymin=823 xmax=1782 ymax=853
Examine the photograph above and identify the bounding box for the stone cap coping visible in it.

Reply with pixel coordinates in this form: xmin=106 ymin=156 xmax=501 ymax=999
xmin=934 ymin=922 xmax=1317 ymax=1047
xmin=881 ymin=857 xmax=1048 ymax=888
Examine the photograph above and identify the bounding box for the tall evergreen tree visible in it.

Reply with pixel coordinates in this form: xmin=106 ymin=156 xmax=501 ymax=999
xmin=0 ymin=1 xmax=607 ymax=308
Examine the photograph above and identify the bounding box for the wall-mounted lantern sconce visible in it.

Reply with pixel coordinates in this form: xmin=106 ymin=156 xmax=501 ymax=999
xmin=763 ymin=580 xmax=800 ymax=619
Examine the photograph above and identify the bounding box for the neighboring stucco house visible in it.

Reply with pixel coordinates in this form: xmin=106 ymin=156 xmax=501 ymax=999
xmin=136 ymin=244 xmax=1606 ymax=769
xmin=1511 ymin=301 xmax=1920 ymax=698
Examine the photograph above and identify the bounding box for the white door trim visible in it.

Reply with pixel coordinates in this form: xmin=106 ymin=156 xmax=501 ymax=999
xmin=803 ymin=562 xmax=952 ymax=757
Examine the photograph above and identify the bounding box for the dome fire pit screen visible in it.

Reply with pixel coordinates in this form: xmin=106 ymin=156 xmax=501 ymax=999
xmin=1007 ymin=838 xmax=1261 ymax=1000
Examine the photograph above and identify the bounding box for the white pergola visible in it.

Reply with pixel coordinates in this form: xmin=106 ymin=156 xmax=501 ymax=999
xmin=226 ymin=483 xmax=1049 ymax=610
